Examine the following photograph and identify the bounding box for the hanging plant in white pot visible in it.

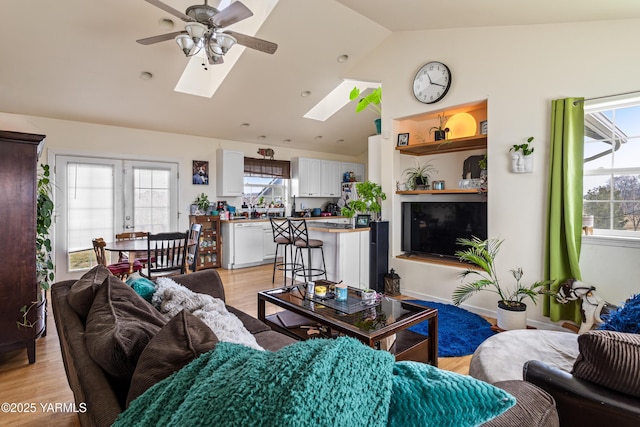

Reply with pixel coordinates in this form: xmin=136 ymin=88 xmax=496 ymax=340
xmin=452 ymin=237 xmax=554 ymax=330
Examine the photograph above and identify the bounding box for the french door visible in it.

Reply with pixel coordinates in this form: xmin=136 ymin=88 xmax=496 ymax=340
xmin=54 ymin=155 xmax=179 ymax=280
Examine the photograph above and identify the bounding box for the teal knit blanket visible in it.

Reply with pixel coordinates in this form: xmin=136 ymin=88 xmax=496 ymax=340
xmin=116 ymin=337 xmax=514 ymax=427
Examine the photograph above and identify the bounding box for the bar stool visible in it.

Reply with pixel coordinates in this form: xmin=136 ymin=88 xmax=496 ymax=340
xmin=270 ymin=218 xmax=297 ymax=286
xmin=289 ymin=218 xmax=327 ymax=283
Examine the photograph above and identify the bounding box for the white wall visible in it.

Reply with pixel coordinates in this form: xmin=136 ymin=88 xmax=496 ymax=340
xmin=348 ymin=19 xmax=640 ymax=327
xmin=11 ymin=114 xmax=363 ymax=233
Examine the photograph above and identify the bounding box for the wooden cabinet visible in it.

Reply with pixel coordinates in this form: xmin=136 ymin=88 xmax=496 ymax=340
xmin=189 ymin=215 xmax=221 ymax=270
xmin=216 ymin=149 xmax=244 ymax=196
xmin=0 ymin=130 xmax=47 ymax=364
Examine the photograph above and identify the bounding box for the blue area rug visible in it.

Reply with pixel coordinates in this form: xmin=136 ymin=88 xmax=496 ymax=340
xmin=407 ymin=300 xmax=496 ymax=357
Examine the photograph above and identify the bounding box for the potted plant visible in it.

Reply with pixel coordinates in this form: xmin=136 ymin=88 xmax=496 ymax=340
xmin=340 ymin=181 xmax=386 ymax=221
xmin=194 ymin=193 xmax=210 ymax=215
xmin=509 ymin=136 xmax=535 ymax=173
xmin=452 ymin=236 xmax=554 ymax=330
xmin=20 ymin=164 xmax=54 ymax=328
xmin=430 ymin=114 xmax=449 ymax=141
xmin=403 ymin=158 xmax=438 ymax=190
xmin=349 ymin=86 xmax=382 ymax=134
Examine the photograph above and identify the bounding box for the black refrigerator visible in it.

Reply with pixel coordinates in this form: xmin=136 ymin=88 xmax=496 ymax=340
xmin=369 ymin=221 xmax=389 ymax=292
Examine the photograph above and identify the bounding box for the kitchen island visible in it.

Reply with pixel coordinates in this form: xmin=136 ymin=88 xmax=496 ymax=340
xmin=221 ymin=217 xmax=370 ymax=289
xmin=287 ymin=221 xmax=370 ymax=289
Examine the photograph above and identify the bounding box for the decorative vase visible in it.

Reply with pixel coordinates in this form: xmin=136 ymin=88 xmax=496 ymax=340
xmin=433 ymin=130 xmax=446 ymax=141
xmin=374 ymin=118 xmax=381 ymax=135
xmin=496 ymin=301 xmax=527 ymax=330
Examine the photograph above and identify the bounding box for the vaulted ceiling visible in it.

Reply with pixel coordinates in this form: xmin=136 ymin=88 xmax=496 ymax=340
xmin=2 ymin=0 xmax=639 ymax=156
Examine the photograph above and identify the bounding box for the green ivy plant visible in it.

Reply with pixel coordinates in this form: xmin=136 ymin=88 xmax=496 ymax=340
xmin=20 ymin=164 xmax=55 ymax=328
xmin=340 ymin=181 xmax=386 ymax=219
xmin=510 ymin=136 xmax=535 ymax=156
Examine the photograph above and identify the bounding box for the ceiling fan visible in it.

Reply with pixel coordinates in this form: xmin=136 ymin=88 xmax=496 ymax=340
xmin=137 ymin=0 xmax=278 ymax=69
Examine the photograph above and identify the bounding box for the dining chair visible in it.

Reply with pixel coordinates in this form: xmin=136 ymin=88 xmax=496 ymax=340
xmin=142 ymin=232 xmax=188 ymax=279
xmin=186 ymin=223 xmax=202 ymax=273
xmin=115 ymin=231 xmax=149 ymax=262
xmin=92 ymin=238 xmax=143 ymax=280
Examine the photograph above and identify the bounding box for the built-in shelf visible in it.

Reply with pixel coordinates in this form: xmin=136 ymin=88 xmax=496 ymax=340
xmin=396 ymin=135 xmax=487 ymax=156
xmin=396 ymin=189 xmax=486 ymax=195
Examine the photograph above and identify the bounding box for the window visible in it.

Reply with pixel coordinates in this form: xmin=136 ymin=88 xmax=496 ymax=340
xmin=583 ymin=94 xmax=640 ymax=240
xmin=242 ymin=157 xmax=290 ymax=207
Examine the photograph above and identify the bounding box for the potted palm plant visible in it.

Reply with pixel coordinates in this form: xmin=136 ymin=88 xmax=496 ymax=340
xmin=430 ymin=114 xmax=449 ymax=141
xmin=452 ymin=236 xmax=554 ymax=330
xmin=403 ymin=158 xmax=438 ymax=190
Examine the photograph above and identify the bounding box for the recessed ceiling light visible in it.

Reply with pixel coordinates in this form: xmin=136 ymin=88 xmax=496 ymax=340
xmin=240 ymin=123 xmax=250 ymax=128
xmin=159 ymin=18 xmax=175 ymax=30
xmin=283 ymin=139 xmax=292 ymax=144
xmin=336 ymin=139 xmax=344 ymax=144
xmin=314 ymin=136 xmax=323 ymax=141
xmin=337 ymin=54 xmax=349 ymax=63
xmin=257 ymin=135 xmax=266 ymax=140
xmin=301 ymin=91 xmax=311 ymax=97
xmin=139 ymin=71 xmax=153 ymax=80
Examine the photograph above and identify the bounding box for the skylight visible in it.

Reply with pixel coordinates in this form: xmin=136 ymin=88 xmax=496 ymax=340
xmin=174 ymin=0 xmax=279 ymax=98
xmin=304 ymin=79 xmax=381 ymax=122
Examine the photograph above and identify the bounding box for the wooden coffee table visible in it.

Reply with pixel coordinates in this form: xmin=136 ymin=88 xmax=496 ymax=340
xmin=257 ymin=283 xmax=438 ymax=366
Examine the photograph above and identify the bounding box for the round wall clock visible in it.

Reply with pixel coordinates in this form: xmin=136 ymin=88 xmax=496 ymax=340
xmin=413 ymin=61 xmax=452 ymax=104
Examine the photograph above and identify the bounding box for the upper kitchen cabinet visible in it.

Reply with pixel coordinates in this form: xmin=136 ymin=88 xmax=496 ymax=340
xmin=395 ymin=100 xmax=487 ymax=156
xmin=321 ymin=160 xmax=341 ymax=197
xmin=291 ymin=157 xmax=322 ymax=197
xmin=340 ymin=162 xmax=366 ymax=182
xmin=216 ymin=149 xmax=244 ymax=196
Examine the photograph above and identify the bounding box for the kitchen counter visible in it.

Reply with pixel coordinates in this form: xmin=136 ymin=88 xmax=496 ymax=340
xmin=220 ymin=216 xmax=349 ymax=224
xmin=306 ymin=222 xmax=369 ymax=233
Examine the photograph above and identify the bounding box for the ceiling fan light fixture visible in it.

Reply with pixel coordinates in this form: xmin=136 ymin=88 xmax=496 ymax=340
xmin=185 ymin=22 xmax=208 ymax=39
xmin=175 ymin=34 xmax=195 ymax=56
xmin=215 ymin=33 xmax=237 ymax=54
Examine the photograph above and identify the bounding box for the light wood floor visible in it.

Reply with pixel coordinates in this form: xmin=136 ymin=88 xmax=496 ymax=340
xmin=0 ymin=264 xmax=473 ymax=426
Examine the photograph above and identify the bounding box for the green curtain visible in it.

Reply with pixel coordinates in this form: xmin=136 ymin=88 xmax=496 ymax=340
xmin=544 ymin=97 xmax=584 ymax=323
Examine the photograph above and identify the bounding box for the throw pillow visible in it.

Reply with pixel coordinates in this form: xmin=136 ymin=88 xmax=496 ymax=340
xmin=125 ymin=275 xmax=157 ymax=303
xmin=126 ymin=310 xmax=219 ymax=406
xmin=67 ymin=264 xmax=112 ymax=319
xmin=388 ymin=361 xmax=516 ymax=427
xmin=152 ymin=277 xmax=263 ymax=350
xmin=85 ymin=275 xmax=167 ymax=381
xmin=572 ymin=330 xmax=640 ymax=398
xmin=599 ymin=293 xmax=640 ymax=334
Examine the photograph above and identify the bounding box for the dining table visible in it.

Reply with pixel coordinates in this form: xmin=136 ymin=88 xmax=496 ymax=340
xmin=104 ymin=238 xmax=196 ymax=274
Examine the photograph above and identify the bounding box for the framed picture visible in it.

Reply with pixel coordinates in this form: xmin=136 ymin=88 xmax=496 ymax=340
xmin=192 ymin=160 xmax=209 ymax=185
xmin=397 ymin=133 xmax=409 ymax=147
xmin=355 ymin=214 xmax=371 ymax=228
xmin=480 ymin=120 xmax=488 ymax=135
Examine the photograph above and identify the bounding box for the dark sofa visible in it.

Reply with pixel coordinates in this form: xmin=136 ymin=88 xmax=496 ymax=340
xmin=51 ymin=269 xmax=296 ymax=427
xmin=52 ymin=268 xmax=559 ymax=427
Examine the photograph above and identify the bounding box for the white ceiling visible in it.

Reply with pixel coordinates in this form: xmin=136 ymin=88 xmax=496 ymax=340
xmin=2 ymin=0 xmax=640 ymax=156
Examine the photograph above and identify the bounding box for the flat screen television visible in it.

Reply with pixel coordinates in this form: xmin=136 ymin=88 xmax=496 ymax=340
xmin=401 ymin=201 xmax=487 ymax=261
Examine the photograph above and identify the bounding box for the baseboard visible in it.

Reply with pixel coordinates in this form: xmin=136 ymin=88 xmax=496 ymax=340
xmin=400 ymin=290 xmax=568 ymax=332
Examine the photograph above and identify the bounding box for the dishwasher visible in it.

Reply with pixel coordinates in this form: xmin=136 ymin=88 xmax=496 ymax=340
xmin=233 ymin=222 xmax=265 ymax=267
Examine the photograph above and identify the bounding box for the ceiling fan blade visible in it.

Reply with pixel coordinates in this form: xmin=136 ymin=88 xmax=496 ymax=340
xmin=211 ymin=1 xmax=253 ymax=28
xmin=136 ymin=31 xmax=187 ymax=45
xmin=144 ymin=0 xmax=193 ymax=22
xmin=224 ymin=31 xmax=278 ymax=54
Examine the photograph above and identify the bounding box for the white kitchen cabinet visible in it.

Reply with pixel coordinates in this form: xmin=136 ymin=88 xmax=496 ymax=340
xmin=292 ymin=157 xmax=322 ymax=197
xmin=340 ymin=162 xmax=366 ymax=182
xmin=216 ymin=149 xmax=244 ymax=196
xmin=263 ymin=222 xmax=276 ymax=260
xmin=321 ymin=160 xmax=341 ymax=197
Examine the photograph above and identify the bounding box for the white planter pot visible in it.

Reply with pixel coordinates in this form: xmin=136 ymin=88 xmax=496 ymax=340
xmin=496 ymin=301 xmax=527 ymax=330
